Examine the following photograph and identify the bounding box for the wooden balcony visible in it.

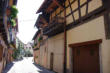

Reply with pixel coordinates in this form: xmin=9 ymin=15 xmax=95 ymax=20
xmin=0 ymin=17 xmax=8 ymax=45
xmin=43 ymin=17 xmax=64 ymax=37
xmin=9 ymin=40 xmax=16 ymax=49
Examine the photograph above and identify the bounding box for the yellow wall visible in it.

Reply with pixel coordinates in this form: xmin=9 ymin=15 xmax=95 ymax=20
xmin=67 ymin=16 xmax=110 ymax=73
xmin=39 ymin=45 xmax=47 ymax=67
xmin=34 ymin=50 xmax=39 ymax=64
xmin=47 ymin=33 xmax=64 ymax=73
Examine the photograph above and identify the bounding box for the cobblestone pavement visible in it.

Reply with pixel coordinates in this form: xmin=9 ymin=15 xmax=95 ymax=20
xmin=3 ymin=57 xmax=55 ymax=73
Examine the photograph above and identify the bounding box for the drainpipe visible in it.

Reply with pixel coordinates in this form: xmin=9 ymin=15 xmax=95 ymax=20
xmin=63 ymin=4 xmax=67 ymax=73
xmin=53 ymin=0 xmax=67 ymax=73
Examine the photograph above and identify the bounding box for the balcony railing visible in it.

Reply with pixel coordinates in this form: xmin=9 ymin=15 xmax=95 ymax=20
xmin=43 ymin=17 xmax=64 ymax=37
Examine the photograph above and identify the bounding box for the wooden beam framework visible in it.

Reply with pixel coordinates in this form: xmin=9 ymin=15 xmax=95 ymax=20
xmin=43 ymin=17 xmax=64 ymax=37
xmin=69 ymin=39 xmax=102 ymax=48
xmin=44 ymin=0 xmax=105 ymax=36
xmin=56 ymin=0 xmax=92 ymax=19
xmin=67 ymin=6 xmax=105 ymax=30
xmin=53 ymin=0 xmax=64 ymax=9
xmin=68 ymin=0 xmax=75 ymax=22
xmin=86 ymin=0 xmax=89 ymax=14
xmin=78 ymin=0 xmax=82 ymax=21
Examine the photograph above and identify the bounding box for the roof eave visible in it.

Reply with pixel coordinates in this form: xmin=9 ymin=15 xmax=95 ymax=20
xmin=36 ymin=0 xmax=48 ymax=13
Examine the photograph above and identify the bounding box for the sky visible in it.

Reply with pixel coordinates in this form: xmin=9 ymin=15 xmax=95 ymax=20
xmin=17 ymin=0 xmax=44 ymax=44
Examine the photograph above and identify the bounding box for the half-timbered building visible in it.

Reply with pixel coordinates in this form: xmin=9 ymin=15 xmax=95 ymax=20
xmin=34 ymin=0 xmax=110 ymax=73
xmin=0 ymin=0 xmax=18 ymax=72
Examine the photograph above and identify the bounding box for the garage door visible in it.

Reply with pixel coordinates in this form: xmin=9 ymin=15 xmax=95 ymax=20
xmin=73 ymin=44 xmax=100 ymax=73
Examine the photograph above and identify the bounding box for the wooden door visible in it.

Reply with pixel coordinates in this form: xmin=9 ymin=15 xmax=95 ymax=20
xmin=0 ymin=45 xmax=3 ymax=61
xmin=50 ymin=52 xmax=54 ymax=70
xmin=73 ymin=44 xmax=100 ymax=73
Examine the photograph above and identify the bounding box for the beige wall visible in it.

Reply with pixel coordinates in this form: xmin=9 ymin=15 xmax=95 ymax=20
xmin=50 ymin=0 xmax=105 ymax=72
xmin=39 ymin=39 xmax=48 ymax=68
xmin=47 ymin=33 xmax=64 ymax=73
xmin=39 ymin=45 xmax=46 ymax=67
xmin=67 ymin=16 xmax=110 ymax=73
xmin=34 ymin=50 xmax=39 ymax=64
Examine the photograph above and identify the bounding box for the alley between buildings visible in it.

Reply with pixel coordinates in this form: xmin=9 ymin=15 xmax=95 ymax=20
xmin=1 ymin=0 xmax=110 ymax=73
xmin=3 ymin=57 xmax=55 ymax=73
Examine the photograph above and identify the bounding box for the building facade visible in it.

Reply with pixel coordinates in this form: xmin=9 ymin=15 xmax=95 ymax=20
xmin=0 ymin=0 xmax=18 ymax=72
xmin=33 ymin=0 xmax=110 ymax=73
xmin=24 ymin=42 xmax=33 ymax=57
xmin=33 ymin=30 xmax=41 ymax=64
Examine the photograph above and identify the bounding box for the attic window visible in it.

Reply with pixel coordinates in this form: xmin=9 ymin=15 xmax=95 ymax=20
xmin=104 ymin=11 xmax=110 ymax=39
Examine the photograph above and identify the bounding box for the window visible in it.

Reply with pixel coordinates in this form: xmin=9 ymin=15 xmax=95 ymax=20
xmin=104 ymin=11 xmax=110 ymax=39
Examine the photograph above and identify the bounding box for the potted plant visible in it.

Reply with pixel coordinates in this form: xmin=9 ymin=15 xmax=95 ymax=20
xmin=35 ymin=43 xmax=37 ymax=46
xmin=6 ymin=5 xmax=18 ymax=28
xmin=11 ymin=19 xmax=16 ymax=27
xmin=10 ymin=5 xmax=18 ymax=19
xmin=6 ymin=5 xmax=18 ymax=18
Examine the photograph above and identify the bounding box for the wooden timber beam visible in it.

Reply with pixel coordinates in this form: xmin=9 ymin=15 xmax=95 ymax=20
xmin=42 ymin=17 xmax=48 ymax=24
xmin=86 ymin=0 xmax=89 ymax=14
xmin=53 ymin=0 xmax=64 ymax=9
xmin=78 ymin=0 xmax=81 ymax=20
xmin=68 ymin=0 xmax=75 ymax=22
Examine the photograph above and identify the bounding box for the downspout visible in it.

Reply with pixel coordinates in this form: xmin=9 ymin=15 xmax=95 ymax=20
xmin=63 ymin=3 xmax=67 ymax=73
xmin=53 ymin=0 xmax=67 ymax=73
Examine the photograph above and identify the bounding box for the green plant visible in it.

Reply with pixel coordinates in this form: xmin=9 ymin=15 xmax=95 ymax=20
xmin=38 ymin=36 xmax=43 ymax=42
xmin=34 ymin=43 xmax=37 ymax=47
xmin=10 ymin=5 xmax=18 ymax=19
xmin=7 ymin=5 xmax=18 ymax=27
xmin=11 ymin=19 xmax=16 ymax=27
xmin=36 ymin=48 xmax=39 ymax=50
xmin=12 ymin=49 xmax=20 ymax=59
xmin=32 ymin=46 xmax=34 ymax=48
xmin=35 ymin=56 xmax=38 ymax=58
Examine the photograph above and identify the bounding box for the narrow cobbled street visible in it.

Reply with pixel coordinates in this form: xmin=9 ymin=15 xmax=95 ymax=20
xmin=1 ymin=0 xmax=110 ymax=73
xmin=3 ymin=57 xmax=55 ymax=73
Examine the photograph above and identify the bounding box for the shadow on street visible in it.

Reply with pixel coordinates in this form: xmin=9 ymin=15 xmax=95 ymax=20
xmin=3 ymin=62 xmax=14 ymax=73
xmin=33 ymin=63 xmax=55 ymax=73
